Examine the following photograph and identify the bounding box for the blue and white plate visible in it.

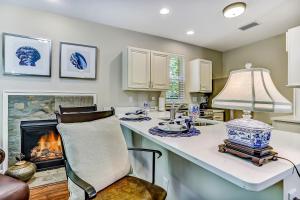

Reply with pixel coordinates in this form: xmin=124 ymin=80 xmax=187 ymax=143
xmin=158 ymin=122 xmax=187 ymax=133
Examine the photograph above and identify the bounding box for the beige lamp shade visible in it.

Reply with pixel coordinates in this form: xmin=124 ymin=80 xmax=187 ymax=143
xmin=212 ymin=64 xmax=292 ymax=113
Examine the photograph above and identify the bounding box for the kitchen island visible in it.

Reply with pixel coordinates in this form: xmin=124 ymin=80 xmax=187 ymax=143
xmin=120 ymin=111 xmax=300 ymax=200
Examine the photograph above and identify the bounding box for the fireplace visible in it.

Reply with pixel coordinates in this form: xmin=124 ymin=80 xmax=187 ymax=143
xmin=20 ymin=120 xmax=64 ymax=171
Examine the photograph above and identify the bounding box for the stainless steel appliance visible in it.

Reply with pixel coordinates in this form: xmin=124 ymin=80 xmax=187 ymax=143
xmin=199 ymin=96 xmax=208 ymax=117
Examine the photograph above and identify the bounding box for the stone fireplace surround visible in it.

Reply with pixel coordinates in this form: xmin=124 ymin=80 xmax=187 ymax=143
xmin=1 ymin=91 xmax=97 ymax=174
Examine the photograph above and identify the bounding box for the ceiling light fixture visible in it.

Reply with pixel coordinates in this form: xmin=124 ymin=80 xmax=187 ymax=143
xmin=223 ymin=2 xmax=246 ymax=18
xmin=186 ymin=30 xmax=195 ymax=35
xmin=160 ymin=8 xmax=170 ymax=15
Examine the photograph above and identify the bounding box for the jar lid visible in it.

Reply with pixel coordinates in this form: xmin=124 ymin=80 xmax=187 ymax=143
xmin=225 ymin=118 xmax=272 ymax=130
xmin=15 ymin=161 xmax=26 ymax=166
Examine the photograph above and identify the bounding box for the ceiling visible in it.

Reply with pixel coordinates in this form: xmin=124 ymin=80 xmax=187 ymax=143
xmin=1 ymin=0 xmax=300 ymax=52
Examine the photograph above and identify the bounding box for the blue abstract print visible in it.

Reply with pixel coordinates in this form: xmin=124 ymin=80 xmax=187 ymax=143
xmin=16 ymin=46 xmax=41 ymax=67
xmin=70 ymin=52 xmax=87 ymax=70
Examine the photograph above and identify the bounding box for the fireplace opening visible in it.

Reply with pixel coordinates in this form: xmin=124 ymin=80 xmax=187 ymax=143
xmin=30 ymin=130 xmax=63 ymax=162
xmin=20 ymin=120 xmax=64 ymax=171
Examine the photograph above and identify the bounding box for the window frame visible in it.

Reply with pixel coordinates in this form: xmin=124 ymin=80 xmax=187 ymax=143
xmin=166 ymin=54 xmax=185 ymax=104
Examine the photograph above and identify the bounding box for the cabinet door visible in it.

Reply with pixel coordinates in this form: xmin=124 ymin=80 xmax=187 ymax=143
xmin=189 ymin=59 xmax=201 ymax=92
xmin=200 ymin=60 xmax=212 ymax=93
xmin=128 ymin=47 xmax=151 ymax=89
xmin=151 ymin=51 xmax=170 ymax=90
xmin=287 ymin=26 xmax=300 ymax=87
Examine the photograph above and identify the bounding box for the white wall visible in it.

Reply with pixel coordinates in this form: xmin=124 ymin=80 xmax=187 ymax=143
xmin=0 ymin=4 xmax=222 ymax=145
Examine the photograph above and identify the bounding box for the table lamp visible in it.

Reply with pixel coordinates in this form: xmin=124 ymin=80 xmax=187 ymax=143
xmin=212 ymin=63 xmax=292 ymax=148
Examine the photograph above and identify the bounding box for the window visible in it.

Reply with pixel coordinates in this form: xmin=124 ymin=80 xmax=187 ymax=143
xmin=166 ymin=55 xmax=185 ymax=103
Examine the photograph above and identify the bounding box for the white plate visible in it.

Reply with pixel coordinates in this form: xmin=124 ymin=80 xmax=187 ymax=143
xmin=158 ymin=124 xmax=187 ymax=132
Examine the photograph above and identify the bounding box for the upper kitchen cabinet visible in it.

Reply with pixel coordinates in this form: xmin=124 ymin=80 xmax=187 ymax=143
xmin=189 ymin=58 xmax=212 ymax=93
xmin=151 ymin=51 xmax=169 ymax=90
xmin=287 ymin=26 xmax=300 ymax=87
xmin=123 ymin=47 xmax=151 ymax=90
xmin=123 ymin=47 xmax=170 ymax=91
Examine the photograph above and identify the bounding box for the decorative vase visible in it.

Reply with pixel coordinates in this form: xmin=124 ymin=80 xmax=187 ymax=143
xmin=0 ymin=149 xmax=5 ymax=164
xmin=225 ymin=118 xmax=272 ymax=149
xmin=5 ymin=153 xmax=36 ymax=182
xmin=189 ymin=104 xmax=200 ymax=120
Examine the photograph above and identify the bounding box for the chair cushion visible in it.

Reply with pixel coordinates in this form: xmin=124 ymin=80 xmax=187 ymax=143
xmin=95 ymin=176 xmax=167 ymax=200
xmin=57 ymin=116 xmax=131 ymax=192
xmin=0 ymin=174 xmax=29 ymax=200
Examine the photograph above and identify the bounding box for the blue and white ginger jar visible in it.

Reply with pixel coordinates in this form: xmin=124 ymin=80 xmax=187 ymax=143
xmin=225 ymin=118 xmax=272 ymax=149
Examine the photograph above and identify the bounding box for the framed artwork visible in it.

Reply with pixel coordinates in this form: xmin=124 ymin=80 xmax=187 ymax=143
xmin=2 ymin=33 xmax=52 ymax=77
xmin=60 ymin=42 xmax=97 ymax=79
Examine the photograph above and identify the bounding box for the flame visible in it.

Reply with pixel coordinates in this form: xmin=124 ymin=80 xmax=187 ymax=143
xmin=37 ymin=131 xmax=62 ymax=153
xmin=30 ymin=131 xmax=63 ymax=161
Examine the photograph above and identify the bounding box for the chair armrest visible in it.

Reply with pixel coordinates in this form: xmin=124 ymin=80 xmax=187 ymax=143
xmin=127 ymin=148 xmax=162 ymax=184
xmin=65 ymin=161 xmax=97 ymax=200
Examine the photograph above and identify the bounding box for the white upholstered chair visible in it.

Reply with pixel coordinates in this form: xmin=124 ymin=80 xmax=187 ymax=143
xmin=56 ymin=107 xmax=167 ymax=200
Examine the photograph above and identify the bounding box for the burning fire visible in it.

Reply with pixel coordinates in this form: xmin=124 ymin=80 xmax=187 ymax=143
xmin=30 ymin=131 xmax=63 ymax=162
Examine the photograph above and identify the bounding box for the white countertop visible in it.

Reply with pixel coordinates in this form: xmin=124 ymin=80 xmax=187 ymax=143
xmin=271 ymin=115 xmax=300 ymax=124
xmin=120 ymin=111 xmax=300 ymax=192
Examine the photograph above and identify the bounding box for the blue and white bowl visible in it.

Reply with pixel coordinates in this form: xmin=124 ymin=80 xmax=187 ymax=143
xmin=225 ymin=118 xmax=272 ymax=149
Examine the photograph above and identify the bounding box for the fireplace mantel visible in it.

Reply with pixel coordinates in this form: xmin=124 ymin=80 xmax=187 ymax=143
xmin=1 ymin=91 xmax=97 ymax=173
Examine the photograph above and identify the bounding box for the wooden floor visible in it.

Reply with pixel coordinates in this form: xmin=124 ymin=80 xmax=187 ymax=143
xmin=30 ymin=181 xmax=69 ymax=200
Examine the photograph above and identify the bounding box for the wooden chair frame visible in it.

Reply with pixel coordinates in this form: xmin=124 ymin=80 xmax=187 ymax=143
xmin=59 ymin=104 xmax=97 ymax=114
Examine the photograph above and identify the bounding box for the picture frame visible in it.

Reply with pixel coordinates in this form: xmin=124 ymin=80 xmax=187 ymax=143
xmin=2 ymin=33 xmax=52 ymax=77
xmin=59 ymin=42 xmax=97 ymax=79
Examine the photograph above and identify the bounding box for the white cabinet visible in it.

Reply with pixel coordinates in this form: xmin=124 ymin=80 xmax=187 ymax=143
xmin=286 ymin=26 xmax=300 ymax=87
xmin=123 ymin=47 xmax=151 ymax=89
xmin=151 ymin=51 xmax=169 ymax=90
xmin=189 ymin=59 xmax=212 ymax=93
xmin=123 ymin=47 xmax=169 ymax=91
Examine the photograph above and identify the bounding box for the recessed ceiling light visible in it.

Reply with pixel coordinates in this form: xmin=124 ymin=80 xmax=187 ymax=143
xmin=223 ymin=2 xmax=246 ymax=18
xmin=160 ymin=8 xmax=170 ymax=15
xmin=186 ymin=30 xmax=195 ymax=35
